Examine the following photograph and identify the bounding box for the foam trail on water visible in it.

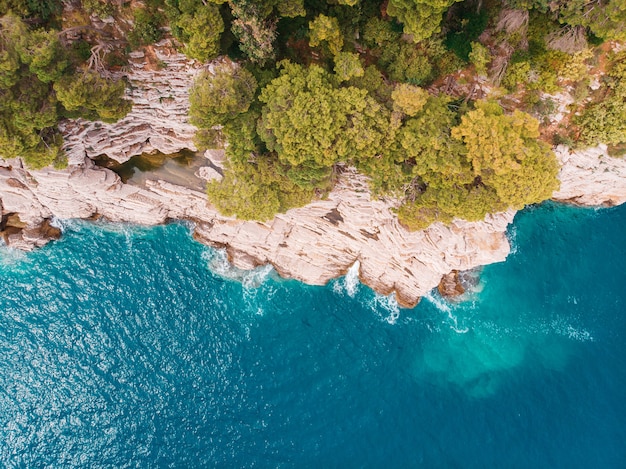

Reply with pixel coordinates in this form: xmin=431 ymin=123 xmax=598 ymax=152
xmin=423 ymin=291 xmax=469 ymax=334
xmin=367 ymin=293 xmax=401 ymax=324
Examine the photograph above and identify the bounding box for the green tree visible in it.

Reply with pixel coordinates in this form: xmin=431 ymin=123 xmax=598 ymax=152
xmin=391 ymin=83 xmax=429 ymax=116
xmin=387 ymin=0 xmax=461 ymax=42
xmin=189 ymin=60 xmax=258 ymax=128
xmin=389 ymin=99 xmax=559 ymax=230
xmin=387 ymin=42 xmax=433 ymax=85
xmin=206 ymin=156 xmax=315 ymax=220
xmin=257 ymin=61 xmax=389 ymax=185
xmin=451 ymin=100 xmax=559 ymax=208
xmin=275 ymin=0 xmax=305 ymax=17
xmin=576 ymin=53 xmax=626 ymax=146
xmin=333 ymin=51 xmax=364 ymax=82
xmin=54 ymin=70 xmax=132 ymax=122
xmin=468 ymin=41 xmax=490 ymax=77
xmin=165 ymin=1 xmax=224 ymax=62
xmin=309 ymin=14 xmax=343 ymax=56
xmin=230 ymin=0 xmax=277 ymax=65
xmin=128 ymin=7 xmax=164 ymax=48
xmin=179 ymin=5 xmax=224 ymax=62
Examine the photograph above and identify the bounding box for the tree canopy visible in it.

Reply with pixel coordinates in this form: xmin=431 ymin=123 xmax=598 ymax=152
xmin=387 ymin=0 xmax=461 ymax=43
xmin=0 ymin=13 xmax=131 ymax=168
xmin=0 ymin=0 xmax=585 ymax=230
xmin=257 ymin=61 xmax=389 ymax=181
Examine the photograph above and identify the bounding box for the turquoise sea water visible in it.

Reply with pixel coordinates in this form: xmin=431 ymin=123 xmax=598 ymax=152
xmin=1 ymin=202 xmax=625 ymax=468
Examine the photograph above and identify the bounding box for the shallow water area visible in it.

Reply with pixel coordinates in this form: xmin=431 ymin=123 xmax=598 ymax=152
xmin=94 ymin=149 xmax=208 ymax=190
xmin=0 ymin=202 xmax=625 ymax=467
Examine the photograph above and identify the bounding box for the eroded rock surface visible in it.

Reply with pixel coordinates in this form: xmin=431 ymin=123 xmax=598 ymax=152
xmin=553 ymin=144 xmax=626 ymax=206
xmin=0 ymin=161 xmax=513 ymax=307
xmin=59 ymin=40 xmax=202 ymax=165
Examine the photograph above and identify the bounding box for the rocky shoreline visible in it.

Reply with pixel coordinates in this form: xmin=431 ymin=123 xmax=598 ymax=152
xmin=2 ymin=43 xmax=626 ymax=307
xmin=2 ymin=143 xmax=626 ymax=307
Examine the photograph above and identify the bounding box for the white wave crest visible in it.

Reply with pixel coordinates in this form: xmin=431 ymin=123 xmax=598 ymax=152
xmin=344 ymin=261 xmax=360 ymax=297
xmin=202 ymin=248 xmax=274 ymax=289
xmin=49 ymin=217 xmax=83 ymax=233
xmin=367 ymin=293 xmax=401 ymax=324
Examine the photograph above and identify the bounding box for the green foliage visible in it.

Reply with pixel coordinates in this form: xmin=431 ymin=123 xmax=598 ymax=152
xmin=387 ymin=0 xmax=461 ymax=43
xmin=180 ymin=5 xmax=224 ymax=62
xmin=388 ymin=42 xmax=432 ymax=85
xmin=389 ymin=100 xmax=559 ymax=230
xmin=0 ymin=76 xmax=60 ymax=165
xmin=469 ymin=42 xmax=490 ymax=76
xmin=506 ymin=0 xmax=549 ymax=10
xmin=443 ymin=5 xmax=489 ymax=60
xmin=505 ymin=44 xmax=580 ymax=93
xmin=503 ymin=61 xmax=531 ymax=91
xmin=557 ymin=0 xmax=626 ymax=42
xmin=309 ymin=14 xmax=343 ymax=56
xmin=576 ymin=53 xmax=626 ymax=146
xmin=174 ymin=2 xmax=563 ymax=227
xmin=347 ymin=64 xmax=393 ymax=106
xmin=193 ymin=127 xmax=224 ymax=151
xmin=333 ymin=51 xmax=363 ymax=82
xmin=0 ymin=0 xmax=62 ymax=22
xmin=362 ymin=16 xmax=400 ymax=48
xmin=128 ymin=7 xmax=164 ymax=48
xmin=165 ymin=0 xmax=224 ymax=62
xmin=230 ymin=0 xmax=277 ymax=65
xmin=0 ymin=13 xmax=87 ymax=168
xmin=81 ymin=0 xmax=116 ymax=19
xmin=54 ymin=70 xmax=132 ymax=123
xmin=391 ymin=83 xmax=428 ymax=116
xmin=275 ymin=0 xmax=305 ymax=18
xmin=451 ymin=100 xmax=559 ymax=204
xmin=18 ymin=29 xmax=68 ymax=83
xmin=206 ymin=156 xmax=315 ymax=220
xmin=189 ymin=60 xmax=258 ymax=128
xmin=557 ymin=48 xmax=592 ymax=82
xmin=257 ymin=61 xmax=389 ymax=180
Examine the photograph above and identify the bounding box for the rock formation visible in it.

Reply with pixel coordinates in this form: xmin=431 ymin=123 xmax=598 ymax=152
xmin=59 ymin=40 xmax=203 ymax=165
xmin=552 ymin=144 xmax=626 ymax=206
xmin=0 ymin=158 xmax=514 ymax=307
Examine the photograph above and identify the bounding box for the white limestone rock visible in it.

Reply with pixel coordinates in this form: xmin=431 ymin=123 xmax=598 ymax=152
xmin=552 ymin=144 xmax=626 ymax=206
xmin=59 ymin=40 xmax=203 ymax=165
xmin=197 ymin=166 xmax=223 ymax=182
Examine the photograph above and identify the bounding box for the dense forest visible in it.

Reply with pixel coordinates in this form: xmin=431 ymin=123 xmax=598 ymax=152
xmin=1 ymin=0 xmax=625 ymax=229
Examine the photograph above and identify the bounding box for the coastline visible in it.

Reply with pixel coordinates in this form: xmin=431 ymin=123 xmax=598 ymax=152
xmin=2 ymin=45 xmax=626 ymax=307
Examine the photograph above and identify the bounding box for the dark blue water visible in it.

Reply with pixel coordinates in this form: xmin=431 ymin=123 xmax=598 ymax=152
xmin=1 ymin=202 xmax=625 ymax=468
